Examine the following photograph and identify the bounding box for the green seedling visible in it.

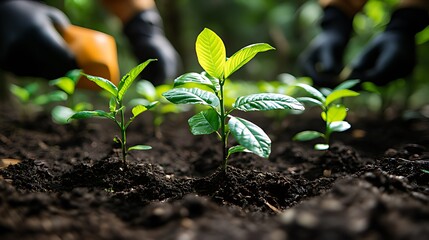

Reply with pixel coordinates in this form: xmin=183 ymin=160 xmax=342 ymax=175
xmin=49 ymin=69 xmax=93 ymax=124
xmin=70 ymin=59 xmax=158 ymax=164
xmin=130 ymin=80 xmax=190 ymax=138
xmin=293 ymin=80 xmax=360 ymax=150
xmin=162 ymin=28 xmax=304 ymax=170
xmin=9 ymin=81 xmax=68 ymax=120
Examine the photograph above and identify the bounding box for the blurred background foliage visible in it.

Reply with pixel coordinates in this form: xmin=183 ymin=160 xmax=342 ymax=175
xmin=42 ymin=0 xmax=429 ymax=117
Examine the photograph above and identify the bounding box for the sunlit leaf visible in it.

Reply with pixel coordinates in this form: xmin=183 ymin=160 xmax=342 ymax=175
xmin=83 ymin=73 xmax=118 ymax=97
xmin=224 ymin=43 xmax=275 ymax=78
xmin=233 ymin=93 xmax=304 ymax=112
xmin=136 ymin=80 xmax=157 ymax=101
xmin=295 ymin=83 xmax=326 ymax=102
xmin=227 ymin=145 xmax=251 ymax=158
xmin=328 ymin=121 xmax=351 ymax=132
xmin=131 ymin=105 xmax=147 ymax=118
xmin=118 ymin=59 xmax=156 ymax=101
xmin=174 ymin=72 xmax=217 ymax=91
xmin=33 ymin=91 xmax=67 ymax=105
xmin=293 ymin=131 xmax=324 ymax=141
xmin=325 ymin=89 xmax=359 ymax=106
xmin=322 ymin=104 xmax=347 ymax=123
xmin=228 ymin=116 xmax=271 ymax=158
xmin=70 ymin=110 xmax=114 ymax=120
xmin=128 ymin=145 xmax=152 ymax=151
xmin=188 ymin=109 xmax=220 ymax=135
xmin=9 ymin=84 xmax=29 ymax=102
xmin=196 ymin=28 xmax=226 ymax=79
xmin=162 ymin=88 xmax=220 ymax=108
xmin=49 ymin=77 xmax=75 ymax=95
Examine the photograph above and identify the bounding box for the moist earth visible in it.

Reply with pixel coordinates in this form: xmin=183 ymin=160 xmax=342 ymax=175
xmin=0 ymin=98 xmax=429 ymax=240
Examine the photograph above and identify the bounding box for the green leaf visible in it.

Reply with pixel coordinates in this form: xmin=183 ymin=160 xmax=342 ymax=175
xmin=109 ymin=97 xmax=117 ymax=112
xmin=49 ymin=77 xmax=75 ymax=95
xmin=325 ymin=89 xmax=360 ymax=106
xmin=65 ymin=69 xmax=82 ymax=82
xmin=227 ymin=145 xmax=251 ymax=158
xmin=9 ymin=84 xmax=30 ymax=102
xmin=224 ymin=43 xmax=275 ymax=79
xmin=131 ymin=105 xmax=147 ymax=118
xmin=118 ymin=59 xmax=156 ymax=101
xmin=293 ymin=131 xmax=325 ymax=141
xmin=33 ymin=91 xmax=68 ymax=105
xmin=188 ymin=109 xmax=220 ymax=135
xmin=322 ymin=104 xmax=347 ymax=123
xmin=228 ymin=116 xmax=271 ymax=158
xmin=83 ymin=73 xmax=118 ymax=97
xmin=162 ymin=88 xmax=220 ymax=107
xmin=70 ymin=110 xmax=114 ymax=120
xmin=296 ymin=97 xmax=323 ymax=107
xmin=295 ymin=83 xmax=326 ymax=102
xmin=362 ymin=82 xmax=381 ymax=94
xmin=51 ymin=106 xmax=75 ymax=125
xmin=128 ymin=145 xmax=152 ymax=151
xmin=201 ymin=72 xmax=220 ymax=92
xmin=233 ymin=93 xmax=304 ymax=112
xmin=315 ymin=144 xmax=330 ymax=150
xmin=136 ymin=80 xmax=157 ymax=101
xmin=328 ymin=121 xmax=351 ymax=133
xmin=174 ymin=72 xmax=217 ymax=91
xmin=334 ymin=79 xmax=360 ymax=91
xmin=196 ymin=28 xmax=226 ymax=79
xmin=421 ymin=169 xmax=429 ymax=174
xmin=145 ymin=101 xmax=159 ymax=110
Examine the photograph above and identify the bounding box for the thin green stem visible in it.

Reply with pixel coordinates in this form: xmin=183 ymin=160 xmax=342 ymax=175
xmin=219 ymin=80 xmax=228 ymax=171
xmin=119 ymin=101 xmax=127 ymax=165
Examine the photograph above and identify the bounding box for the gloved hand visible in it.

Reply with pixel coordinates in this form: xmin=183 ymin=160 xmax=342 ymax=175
xmin=123 ymin=8 xmax=181 ymax=85
xmin=299 ymin=6 xmax=353 ymax=87
xmin=0 ymin=0 xmax=78 ymax=79
xmin=350 ymin=8 xmax=429 ymax=86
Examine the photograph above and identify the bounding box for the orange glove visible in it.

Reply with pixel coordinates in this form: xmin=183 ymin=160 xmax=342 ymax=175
xmin=62 ymin=25 xmax=120 ymax=89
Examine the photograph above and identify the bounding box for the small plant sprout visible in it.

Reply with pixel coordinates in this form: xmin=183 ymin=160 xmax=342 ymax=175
xmin=162 ymin=28 xmax=304 ymax=171
xmin=293 ymin=80 xmax=360 ymax=150
xmin=70 ymin=60 xmax=158 ymax=164
xmin=49 ymin=69 xmax=93 ymax=124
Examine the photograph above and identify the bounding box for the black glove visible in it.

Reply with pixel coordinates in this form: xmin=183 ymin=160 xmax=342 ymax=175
xmin=123 ymin=8 xmax=181 ymax=85
xmin=350 ymin=8 xmax=429 ymax=86
xmin=299 ymin=6 xmax=353 ymax=87
xmin=0 ymin=0 xmax=77 ymax=79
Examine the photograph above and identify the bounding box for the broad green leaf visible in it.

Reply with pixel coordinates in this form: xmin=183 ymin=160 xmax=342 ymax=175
xmin=293 ymin=131 xmax=324 ymax=141
xmin=228 ymin=116 xmax=271 ymax=158
xmin=227 ymin=145 xmax=251 ymax=158
xmin=196 ymin=28 xmax=226 ymax=79
xmin=51 ymin=106 xmax=75 ymax=124
xmin=188 ymin=109 xmax=220 ymax=135
xmin=174 ymin=72 xmax=217 ymax=91
xmin=224 ymin=43 xmax=275 ymax=78
xmin=296 ymin=97 xmax=323 ymax=107
xmin=325 ymin=89 xmax=359 ymax=106
xmin=162 ymin=88 xmax=220 ymax=107
xmin=315 ymin=144 xmax=330 ymax=150
xmin=328 ymin=121 xmax=351 ymax=132
xmin=136 ymin=80 xmax=157 ymax=101
xmin=128 ymin=145 xmax=152 ymax=151
xmin=118 ymin=59 xmax=156 ymax=101
xmin=322 ymin=104 xmax=347 ymax=123
xmin=83 ymin=73 xmax=118 ymax=97
xmin=295 ymin=83 xmax=326 ymax=102
xmin=9 ymin=84 xmax=29 ymax=102
xmin=201 ymin=72 xmax=220 ymax=92
xmin=49 ymin=77 xmax=75 ymax=95
xmin=33 ymin=91 xmax=68 ymax=105
xmin=233 ymin=93 xmax=304 ymax=112
xmin=70 ymin=110 xmax=114 ymax=120
xmin=132 ymin=105 xmax=147 ymax=118
xmin=334 ymin=79 xmax=360 ymax=91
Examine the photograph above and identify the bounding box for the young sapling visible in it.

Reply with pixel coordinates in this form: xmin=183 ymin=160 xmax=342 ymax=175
xmin=162 ymin=28 xmax=304 ymax=171
xmin=70 ymin=59 xmax=158 ymax=164
xmin=293 ymin=80 xmax=360 ymax=150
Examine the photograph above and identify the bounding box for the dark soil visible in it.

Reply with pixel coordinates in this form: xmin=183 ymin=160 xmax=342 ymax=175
xmin=1 ymin=98 xmax=429 ymax=240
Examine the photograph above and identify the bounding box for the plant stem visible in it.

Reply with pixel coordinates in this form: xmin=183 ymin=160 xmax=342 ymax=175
xmin=119 ymin=102 xmax=127 ymax=165
xmin=219 ymin=80 xmax=227 ymax=171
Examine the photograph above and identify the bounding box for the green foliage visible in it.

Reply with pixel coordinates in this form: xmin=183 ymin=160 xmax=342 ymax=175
xmin=129 ymin=80 xmax=190 ymax=138
xmin=163 ymin=28 xmax=304 ymax=170
xmin=293 ymin=80 xmax=360 ymax=150
xmin=70 ymin=60 xmax=158 ymax=164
